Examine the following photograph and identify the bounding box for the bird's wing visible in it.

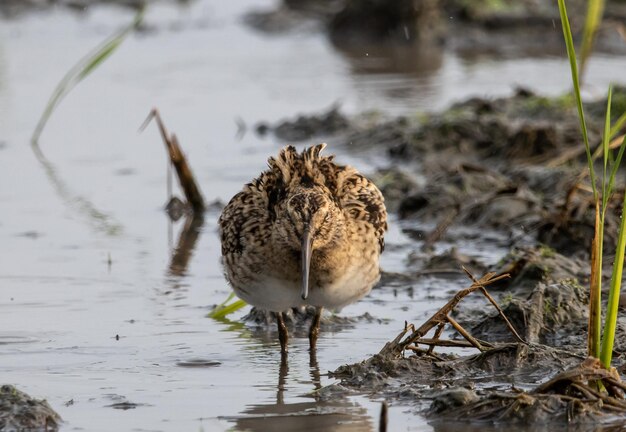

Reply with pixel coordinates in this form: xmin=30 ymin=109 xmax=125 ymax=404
xmin=336 ymin=170 xmax=388 ymax=251
xmin=218 ymin=175 xmax=275 ymax=256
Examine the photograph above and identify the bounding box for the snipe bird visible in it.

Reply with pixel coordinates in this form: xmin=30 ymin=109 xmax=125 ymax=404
xmin=219 ymin=143 xmax=387 ymax=353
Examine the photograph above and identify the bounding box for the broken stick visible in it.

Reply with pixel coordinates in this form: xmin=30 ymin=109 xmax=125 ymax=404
xmin=141 ymin=108 xmax=205 ymax=214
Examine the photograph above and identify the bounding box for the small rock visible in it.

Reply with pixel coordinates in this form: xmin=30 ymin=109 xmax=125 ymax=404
xmin=0 ymin=385 xmax=61 ymax=431
xmin=429 ymin=387 xmax=479 ymax=413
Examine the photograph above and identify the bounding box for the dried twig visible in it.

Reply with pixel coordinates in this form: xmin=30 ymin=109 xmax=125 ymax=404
xmin=426 ymin=323 xmax=446 ymax=355
xmin=141 ymin=109 xmax=205 ymax=213
xmin=382 ymin=271 xmax=511 ymax=357
xmin=447 ymin=315 xmax=485 ymax=351
xmin=463 ymin=266 xmax=526 ymax=344
xmin=405 ymin=345 xmax=446 ymax=361
xmin=532 ymin=357 xmax=625 ymax=403
xmin=413 ymin=338 xmax=494 ymax=349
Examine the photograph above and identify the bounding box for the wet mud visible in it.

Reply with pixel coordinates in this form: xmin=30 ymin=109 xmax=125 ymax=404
xmin=0 ymin=385 xmax=61 ymax=431
xmin=255 ymin=105 xmax=350 ymax=143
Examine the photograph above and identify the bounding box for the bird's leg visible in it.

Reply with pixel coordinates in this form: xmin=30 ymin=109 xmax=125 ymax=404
xmin=308 ymin=307 xmax=323 ymax=351
xmin=275 ymin=311 xmax=289 ymax=354
xmin=309 ymin=343 xmax=321 ymax=397
xmin=277 ymin=350 xmax=288 ymax=405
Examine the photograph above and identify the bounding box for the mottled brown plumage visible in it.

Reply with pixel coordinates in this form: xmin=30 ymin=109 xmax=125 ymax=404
xmin=219 ymin=143 xmax=387 ymax=352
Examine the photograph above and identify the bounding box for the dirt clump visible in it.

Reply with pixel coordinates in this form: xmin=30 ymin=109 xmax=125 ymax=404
xmin=417 ymin=248 xmax=488 ymax=277
xmin=370 ymin=168 xmax=420 ymax=213
xmin=331 ymin=243 xmax=626 ymax=424
xmin=433 ymin=357 xmax=626 ymax=425
xmin=0 ymin=385 xmax=61 ymax=431
xmin=255 ymin=105 xmax=350 ymax=142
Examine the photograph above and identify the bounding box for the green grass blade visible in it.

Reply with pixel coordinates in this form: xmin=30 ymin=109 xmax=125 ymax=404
xmin=589 ymin=201 xmax=603 ymax=358
xmin=610 ymin=112 xmax=626 ymax=139
xmin=602 ymin=87 xmax=613 ymax=207
xmin=208 ymin=300 xmax=247 ymax=319
xmin=600 ymin=163 xmax=626 ymax=368
xmin=559 ymin=0 xmax=603 ymax=359
xmin=78 ymin=39 xmax=124 ymax=79
xmin=31 ymin=5 xmax=145 ymax=145
xmin=558 ymin=0 xmax=597 ymax=200
xmin=608 ymin=135 xmax=626 ymax=194
xmin=211 ymin=292 xmax=236 ymax=309
xmin=580 ymin=0 xmax=606 ymax=83
xmin=208 ymin=293 xmax=247 ymax=319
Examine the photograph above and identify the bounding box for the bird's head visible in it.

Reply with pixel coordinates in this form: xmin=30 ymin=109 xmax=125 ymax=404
xmin=274 ymin=184 xmax=345 ymax=301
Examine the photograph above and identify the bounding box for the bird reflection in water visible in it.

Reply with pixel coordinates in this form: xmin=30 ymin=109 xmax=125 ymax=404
xmin=228 ymin=349 xmax=374 ymax=432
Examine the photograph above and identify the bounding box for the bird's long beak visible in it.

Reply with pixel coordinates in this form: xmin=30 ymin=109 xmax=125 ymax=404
xmin=301 ymin=226 xmax=313 ymax=300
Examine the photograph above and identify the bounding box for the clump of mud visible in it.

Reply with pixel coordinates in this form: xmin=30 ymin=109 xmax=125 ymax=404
xmin=433 ymin=357 xmax=626 ymax=426
xmin=0 ymin=385 xmax=61 ymax=431
xmin=255 ymin=105 xmax=350 ymax=142
xmin=376 ymin=88 xmax=625 ymax=257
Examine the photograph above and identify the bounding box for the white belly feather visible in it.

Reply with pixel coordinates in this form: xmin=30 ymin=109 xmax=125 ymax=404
xmin=233 ymin=264 xmax=378 ymax=312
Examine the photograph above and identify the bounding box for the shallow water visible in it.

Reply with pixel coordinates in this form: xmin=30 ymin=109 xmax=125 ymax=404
xmin=1 ymin=1 xmax=626 ymax=431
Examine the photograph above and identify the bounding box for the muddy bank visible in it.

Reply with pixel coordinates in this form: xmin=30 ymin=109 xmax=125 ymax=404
xmin=329 ymin=246 xmax=626 ymax=425
xmin=0 ymin=385 xmax=61 ymax=431
xmin=331 ymin=246 xmax=590 ymax=387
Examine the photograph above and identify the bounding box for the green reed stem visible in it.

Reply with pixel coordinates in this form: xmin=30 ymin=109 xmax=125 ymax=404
xmin=580 ymin=0 xmax=605 ymax=83
xmin=558 ymin=0 xmax=597 ymax=201
xmin=600 ymin=134 xmax=626 ymax=369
